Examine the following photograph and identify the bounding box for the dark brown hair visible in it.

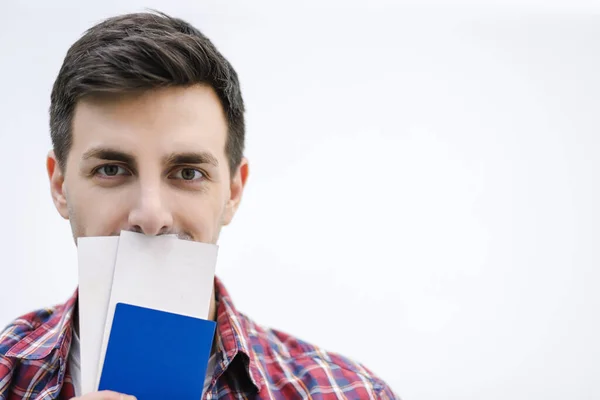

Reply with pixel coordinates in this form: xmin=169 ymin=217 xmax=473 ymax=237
xmin=50 ymin=11 xmax=245 ymax=172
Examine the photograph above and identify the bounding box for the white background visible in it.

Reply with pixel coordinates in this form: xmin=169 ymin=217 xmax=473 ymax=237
xmin=1 ymin=1 xmax=599 ymax=399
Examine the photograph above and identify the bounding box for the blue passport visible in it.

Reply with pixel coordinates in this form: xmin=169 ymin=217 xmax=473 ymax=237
xmin=98 ymin=302 xmax=216 ymax=399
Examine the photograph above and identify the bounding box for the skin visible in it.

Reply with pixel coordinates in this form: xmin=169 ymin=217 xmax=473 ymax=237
xmin=46 ymin=84 xmax=249 ymax=400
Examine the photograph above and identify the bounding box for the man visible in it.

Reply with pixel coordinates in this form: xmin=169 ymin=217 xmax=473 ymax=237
xmin=0 ymin=11 xmax=398 ymax=400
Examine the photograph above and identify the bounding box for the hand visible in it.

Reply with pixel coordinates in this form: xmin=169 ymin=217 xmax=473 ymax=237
xmin=70 ymin=390 xmax=137 ymax=400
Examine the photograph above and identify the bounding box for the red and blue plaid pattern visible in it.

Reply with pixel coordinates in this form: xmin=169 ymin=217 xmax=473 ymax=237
xmin=1 ymin=277 xmax=398 ymax=399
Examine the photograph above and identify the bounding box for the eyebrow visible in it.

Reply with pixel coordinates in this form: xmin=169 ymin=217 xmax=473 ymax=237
xmin=81 ymin=147 xmax=219 ymax=168
xmin=82 ymin=147 xmax=137 ymax=168
xmin=164 ymin=152 xmax=219 ymax=168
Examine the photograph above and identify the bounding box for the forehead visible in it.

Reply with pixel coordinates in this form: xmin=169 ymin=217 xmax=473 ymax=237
xmin=70 ymin=84 xmax=228 ymax=158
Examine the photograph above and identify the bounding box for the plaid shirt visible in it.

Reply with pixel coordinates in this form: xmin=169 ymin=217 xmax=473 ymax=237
xmin=0 ymin=277 xmax=398 ymax=399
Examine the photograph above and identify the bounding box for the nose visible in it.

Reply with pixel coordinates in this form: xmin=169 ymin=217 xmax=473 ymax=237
xmin=128 ymin=186 xmax=173 ymax=236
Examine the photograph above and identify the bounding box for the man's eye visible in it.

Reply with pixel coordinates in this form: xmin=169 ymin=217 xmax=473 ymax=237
xmin=96 ymin=165 xmax=129 ymax=177
xmin=172 ymin=168 xmax=204 ymax=181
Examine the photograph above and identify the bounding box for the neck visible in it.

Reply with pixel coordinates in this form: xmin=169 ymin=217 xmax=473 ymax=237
xmin=208 ymin=285 xmax=217 ymax=321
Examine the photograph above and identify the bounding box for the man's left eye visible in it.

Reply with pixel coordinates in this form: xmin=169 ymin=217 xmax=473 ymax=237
xmin=172 ymin=168 xmax=204 ymax=181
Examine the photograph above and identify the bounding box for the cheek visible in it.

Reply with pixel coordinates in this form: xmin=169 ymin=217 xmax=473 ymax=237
xmin=176 ymin=191 xmax=226 ymax=241
xmin=68 ymin=186 xmax=131 ymax=236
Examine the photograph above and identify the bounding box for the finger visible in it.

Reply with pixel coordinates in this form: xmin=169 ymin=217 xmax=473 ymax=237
xmin=99 ymin=391 xmax=136 ymax=400
xmin=72 ymin=391 xmax=137 ymax=400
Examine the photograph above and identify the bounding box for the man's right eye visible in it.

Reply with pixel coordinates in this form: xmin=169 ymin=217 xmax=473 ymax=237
xmin=95 ymin=164 xmax=130 ymax=177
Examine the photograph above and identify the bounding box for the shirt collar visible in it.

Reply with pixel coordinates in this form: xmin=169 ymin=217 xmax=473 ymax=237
xmin=6 ymin=288 xmax=77 ymax=361
xmin=213 ymin=276 xmax=264 ymax=393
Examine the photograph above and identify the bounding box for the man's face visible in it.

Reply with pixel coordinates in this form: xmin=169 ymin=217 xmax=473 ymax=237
xmin=47 ymin=84 xmax=248 ymax=244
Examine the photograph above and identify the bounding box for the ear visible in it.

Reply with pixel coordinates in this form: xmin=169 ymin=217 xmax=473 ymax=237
xmin=222 ymin=157 xmax=249 ymax=226
xmin=47 ymin=150 xmax=69 ymax=220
